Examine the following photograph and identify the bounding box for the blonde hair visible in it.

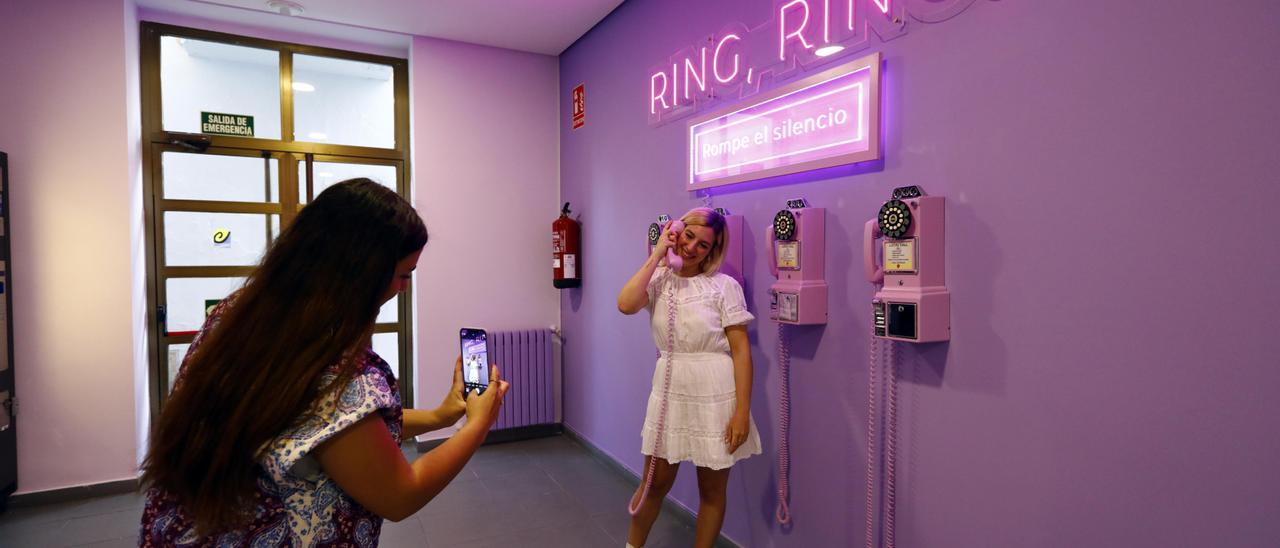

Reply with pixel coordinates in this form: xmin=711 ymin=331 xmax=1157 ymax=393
xmin=680 ymin=207 xmax=729 ymax=275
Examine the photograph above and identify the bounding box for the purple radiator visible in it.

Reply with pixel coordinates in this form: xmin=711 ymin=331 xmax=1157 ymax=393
xmin=489 ymin=329 xmax=556 ymax=430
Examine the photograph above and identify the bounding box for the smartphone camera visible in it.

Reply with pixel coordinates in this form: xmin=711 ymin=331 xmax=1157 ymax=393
xmin=460 ymin=328 xmax=489 ymax=398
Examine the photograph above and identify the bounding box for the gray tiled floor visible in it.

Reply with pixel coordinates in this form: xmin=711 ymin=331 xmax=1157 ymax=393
xmin=0 ymin=435 xmax=706 ymax=547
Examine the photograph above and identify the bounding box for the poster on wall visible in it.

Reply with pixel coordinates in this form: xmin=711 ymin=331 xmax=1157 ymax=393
xmin=687 ymin=52 xmax=881 ymax=190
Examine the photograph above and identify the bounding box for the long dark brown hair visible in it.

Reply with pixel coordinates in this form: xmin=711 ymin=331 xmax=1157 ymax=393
xmin=141 ymin=179 xmax=427 ymax=534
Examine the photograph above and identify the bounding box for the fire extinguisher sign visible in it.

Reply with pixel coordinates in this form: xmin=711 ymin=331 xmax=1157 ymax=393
xmin=572 ymin=83 xmax=585 ymax=130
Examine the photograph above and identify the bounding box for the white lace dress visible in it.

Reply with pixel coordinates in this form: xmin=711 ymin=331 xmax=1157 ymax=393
xmin=642 ymin=267 xmax=762 ymax=469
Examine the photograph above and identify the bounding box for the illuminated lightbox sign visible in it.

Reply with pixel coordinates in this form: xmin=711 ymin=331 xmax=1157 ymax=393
xmin=688 ymin=52 xmax=880 ymax=190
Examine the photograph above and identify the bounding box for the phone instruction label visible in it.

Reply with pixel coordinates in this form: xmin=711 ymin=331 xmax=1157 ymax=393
xmin=776 ymin=241 xmax=800 ymax=270
xmin=884 ymin=239 xmax=916 ymax=272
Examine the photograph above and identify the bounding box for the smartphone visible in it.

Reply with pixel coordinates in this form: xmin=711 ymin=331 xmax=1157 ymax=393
xmin=460 ymin=328 xmax=489 ymax=397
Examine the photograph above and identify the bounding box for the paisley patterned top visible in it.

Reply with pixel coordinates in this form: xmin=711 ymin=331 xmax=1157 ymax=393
xmin=139 ymin=300 xmax=403 ymax=547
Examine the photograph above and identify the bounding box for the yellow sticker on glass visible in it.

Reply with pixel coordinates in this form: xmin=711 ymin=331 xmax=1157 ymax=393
xmin=213 ymin=228 xmax=231 ymax=244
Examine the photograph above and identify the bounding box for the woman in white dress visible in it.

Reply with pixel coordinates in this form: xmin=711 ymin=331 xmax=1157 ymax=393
xmin=617 ymin=207 xmax=761 ymax=548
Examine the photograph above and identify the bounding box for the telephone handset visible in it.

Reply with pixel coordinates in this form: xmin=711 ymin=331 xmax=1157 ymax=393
xmin=647 ymin=215 xmax=685 ymax=271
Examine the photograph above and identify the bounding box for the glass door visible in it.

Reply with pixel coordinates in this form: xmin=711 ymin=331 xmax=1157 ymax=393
xmin=141 ymin=23 xmax=414 ymax=414
xmin=294 ymin=155 xmax=412 ymax=388
xmin=149 ymin=146 xmax=293 ymax=402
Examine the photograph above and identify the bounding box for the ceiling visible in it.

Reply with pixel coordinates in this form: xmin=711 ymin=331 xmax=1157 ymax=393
xmin=135 ymin=0 xmax=625 ymax=55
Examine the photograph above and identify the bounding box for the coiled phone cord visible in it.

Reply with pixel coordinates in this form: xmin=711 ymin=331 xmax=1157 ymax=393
xmin=866 ymin=338 xmax=881 ymax=548
xmin=630 ymin=277 xmax=678 ymax=516
xmin=775 ymin=321 xmax=792 ymax=525
xmin=865 ymin=339 xmax=900 ymax=548
xmin=883 ymin=340 xmax=899 ymax=548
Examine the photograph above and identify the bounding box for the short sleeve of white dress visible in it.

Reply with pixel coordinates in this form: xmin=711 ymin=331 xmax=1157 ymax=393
xmin=718 ymin=275 xmax=754 ymax=328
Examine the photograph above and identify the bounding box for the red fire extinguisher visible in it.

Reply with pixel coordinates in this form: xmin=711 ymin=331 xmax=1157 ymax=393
xmin=553 ymin=202 xmax=581 ymax=288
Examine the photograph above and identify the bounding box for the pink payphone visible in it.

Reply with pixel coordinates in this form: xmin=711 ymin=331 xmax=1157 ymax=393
xmin=768 ymin=199 xmax=828 ymax=324
xmin=862 ymin=185 xmax=948 ymax=548
xmin=765 ymin=198 xmax=827 ymax=526
xmin=864 ymin=186 xmax=949 ymax=342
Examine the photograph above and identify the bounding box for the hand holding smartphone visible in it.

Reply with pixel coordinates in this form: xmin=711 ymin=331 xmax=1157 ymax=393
xmin=459 ymin=328 xmax=489 ymax=398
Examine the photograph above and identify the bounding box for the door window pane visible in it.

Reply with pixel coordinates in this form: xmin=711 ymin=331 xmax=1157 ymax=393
xmin=376 ymin=297 xmax=398 ymax=324
xmin=164 ymin=212 xmax=277 ymax=266
xmin=163 ymin=152 xmax=279 ymax=202
xmin=293 ymin=54 xmax=395 ymax=148
xmin=161 ymin=36 xmax=282 ymax=140
xmin=299 ymin=162 xmax=396 ymax=203
xmin=165 ymin=277 xmax=246 ymax=335
xmin=167 ymin=343 xmax=191 ymax=392
xmin=372 ymin=332 xmax=398 ymax=377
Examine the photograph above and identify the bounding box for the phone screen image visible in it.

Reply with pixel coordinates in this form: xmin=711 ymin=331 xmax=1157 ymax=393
xmin=460 ymin=328 xmax=489 ymax=396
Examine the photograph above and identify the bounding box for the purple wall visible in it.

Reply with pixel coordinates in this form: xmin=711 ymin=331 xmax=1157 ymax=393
xmin=558 ymin=1 xmax=1280 ymax=546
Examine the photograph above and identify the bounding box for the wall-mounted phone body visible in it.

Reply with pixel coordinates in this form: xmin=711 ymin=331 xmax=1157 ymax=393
xmin=713 ymin=207 xmax=745 ymax=286
xmin=864 ymin=186 xmax=949 ymax=342
xmin=768 ymin=199 xmax=827 ymax=325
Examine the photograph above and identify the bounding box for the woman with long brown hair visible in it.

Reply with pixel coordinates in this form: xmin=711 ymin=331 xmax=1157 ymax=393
xmin=139 ymin=179 xmax=508 ymax=546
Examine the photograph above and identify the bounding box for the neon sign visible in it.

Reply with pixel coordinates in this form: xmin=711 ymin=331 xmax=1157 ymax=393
xmin=649 ymin=0 xmax=980 ymax=125
xmin=688 ymin=52 xmax=880 ymax=189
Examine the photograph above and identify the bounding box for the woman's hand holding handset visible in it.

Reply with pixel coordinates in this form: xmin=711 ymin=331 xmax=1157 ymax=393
xmin=654 ymin=220 xmax=685 ymax=271
xmin=620 ymin=219 xmax=685 ymax=315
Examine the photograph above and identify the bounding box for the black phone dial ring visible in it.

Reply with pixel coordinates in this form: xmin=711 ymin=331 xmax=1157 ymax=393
xmin=877 ymin=199 xmax=912 ymax=239
xmin=648 ymin=222 xmax=662 ymax=246
xmin=773 ymin=209 xmax=797 ymax=241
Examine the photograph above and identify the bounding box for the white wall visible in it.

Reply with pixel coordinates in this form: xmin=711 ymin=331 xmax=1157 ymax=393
xmin=410 ymin=36 xmax=561 ymax=437
xmin=0 ymin=0 xmax=143 ymax=493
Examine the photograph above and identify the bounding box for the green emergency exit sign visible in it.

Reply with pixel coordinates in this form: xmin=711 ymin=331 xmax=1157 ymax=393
xmin=200 ymin=111 xmax=254 ymax=137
